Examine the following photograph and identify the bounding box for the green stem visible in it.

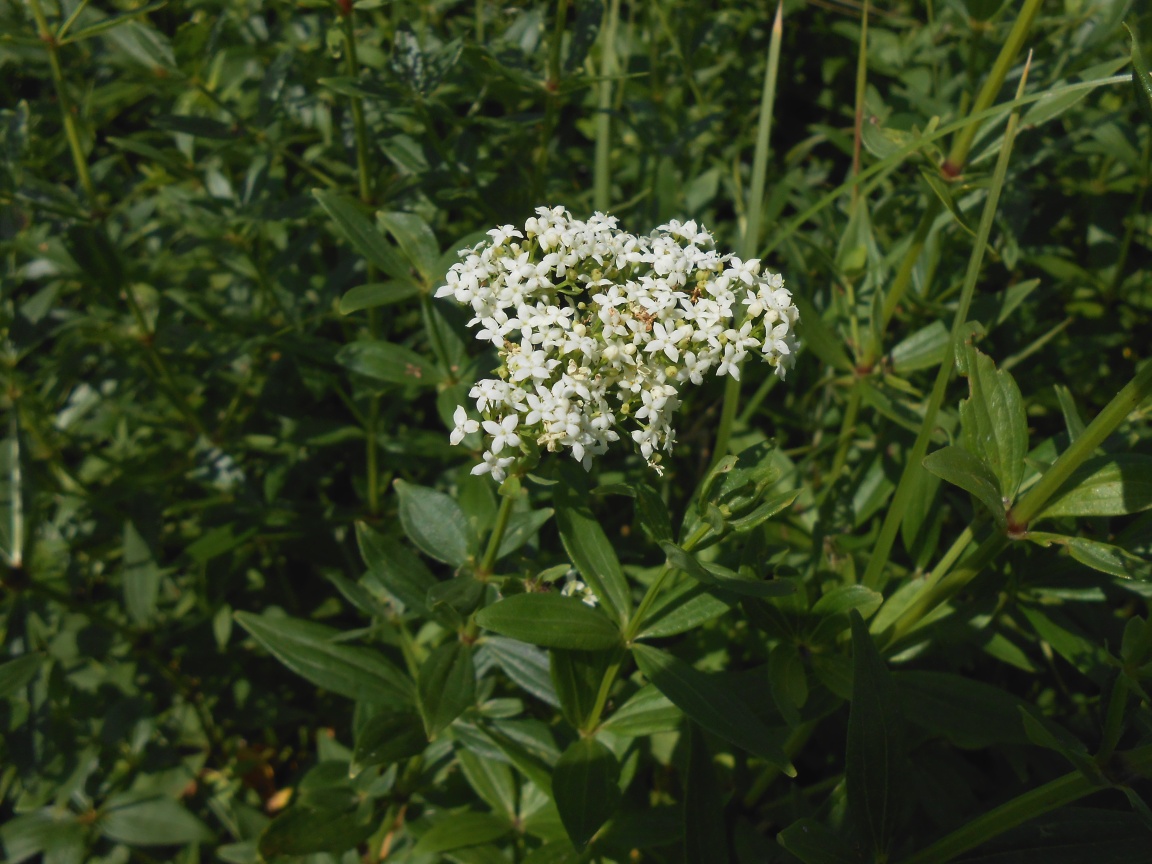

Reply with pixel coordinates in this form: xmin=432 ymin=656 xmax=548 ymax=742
xmin=28 ymin=0 xmax=95 ymax=201
xmin=898 ymin=744 xmax=1152 ymax=864
xmin=861 ymin=58 xmax=1032 ymax=590
xmin=829 ymin=381 xmax=863 ymax=481
xmin=581 ymin=522 xmax=712 ymax=732
xmin=593 ymin=0 xmax=620 ymax=212
xmin=478 ymin=487 xmax=518 ymax=577
xmin=1098 ymin=674 xmax=1129 ymax=764
xmin=944 ymin=0 xmax=1044 ymax=173
xmin=124 ymin=286 xmax=208 ymax=437
xmin=535 ymin=0 xmax=570 ymax=196
xmin=710 ymin=2 xmax=783 ymax=467
xmin=1009 ymin=357 xmax=1152 ymax=528
xmin=341 ymin=8 xmax=372 ymax=204
xmin=885 ymin=532 xmax=1007 ymax=647
xmin=866 ymin=0 xmax=1042 ymax=366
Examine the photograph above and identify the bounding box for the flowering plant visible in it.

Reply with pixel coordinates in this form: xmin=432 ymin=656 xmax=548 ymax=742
xmin=435 ymin=206 xmax=800 ymax=480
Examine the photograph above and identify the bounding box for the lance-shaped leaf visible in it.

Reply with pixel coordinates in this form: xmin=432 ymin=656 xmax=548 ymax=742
xmin=1037 ymin=454 xmax=1152 ymax=520
xmin=314 ymin=190 xmax=409 ymax=278
xmin=378 ymin=210 xmax=440 ymax=284
xmin=958 ymin=344 xmax=1028 ymax=503
xmin=475 ymin=594 xmax=622 ymax=651
xmin=632 ymin=644 xmax=794 ymax=774
xmin=235 ymin=611 xmax=414 ymax=704
xmin=350 ymin=711 xmax=426 ymax=777
xmin=659 ymin=541 xmax=795 ymax=598
xmin=845 ymin=610 xmax=908 ymax=859
xmin=122 ymin=521 xmax=160 ymax=625
xmin=419 ymin=641 xmax=476 ymax=738
xmin=336 ymin=340 xmax=440 ymax=388
xmin=394 ymin=479 xmax=475 ymax=567
xmin=551 ymin=648 xmax=615 ymax=730
xmin=552 ymin=737 xmax=621 ymax=848
xmin=356 ymin=523 xmax=437 ymax=615
xmin=778 ymin=818 xmax=865 ymax=864
xmin=923 ymin=445 xmax=1007 ymax=527
xmin=1027 ymin=532 xmax=1152 ymax=581
xmin=684 ymin=725 xmax=729 ymax=864
xmin=338 ymin=279 xmax=421 ymax=314
xmin=554 ymin=468 xmax=632 ymax=623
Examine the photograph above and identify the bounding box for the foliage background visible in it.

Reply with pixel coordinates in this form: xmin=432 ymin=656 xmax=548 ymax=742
xmin=2 ymin=0 xmax=1152 ymax=861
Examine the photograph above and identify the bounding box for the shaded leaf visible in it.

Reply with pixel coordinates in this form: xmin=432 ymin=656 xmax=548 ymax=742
xmin=959 ymin=345 xmax=1027 ymax=502
xmin=552 ymin=737 xmax=620 ymax=848
xmin=924 ymin=445 xmax=1007 ymax=526
xmin=778 ymin=818 xmax=864 ymax=864
xmin=235 ymin=611 xmax=414 ymax=703
xmin=350 ymin=710 xmax=426 ymax=777
xmin=356 ymin=522 xmax=437 ymax=615
xmin=476 ymin=594 xmax=621 ymax=651
xmin=0 ymin=654 xmax=43 ymax=700
xmin=846 ymin=610 xmax=907 ymax=859
xmin=314 ymin=190 xmax=409 ymax=278
xmin=1027 ymin=532 xmax=1151 ymax=580
xmin=632 ymin=644 xmax=794 ymax=773
xmin=684 ymin=725 xmax=730 ymax=864
xmin=412 ymin=812 xmax=512 ymax=856
xmin=554 ymin=467 xmax=632 ymax=623
xmin=419 ymin=641 xmax=476 ymax=737
xmin=100 ymin=796 xmax=212 ymax=845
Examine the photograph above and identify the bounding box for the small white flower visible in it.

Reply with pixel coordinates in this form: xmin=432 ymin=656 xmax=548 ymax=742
xmin=450 ymin=406 xmax=480 ymax=446
xmin=482 ymin=414 xmax=521 ymax=454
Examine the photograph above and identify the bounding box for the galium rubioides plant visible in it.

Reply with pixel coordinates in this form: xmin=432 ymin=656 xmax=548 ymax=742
xmin=5 ymin=1 xmax=1152 ymax=863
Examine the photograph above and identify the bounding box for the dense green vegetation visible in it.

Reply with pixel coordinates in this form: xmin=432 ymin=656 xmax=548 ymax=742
xmin=2 ymin=0 xmax=1152 ymax=861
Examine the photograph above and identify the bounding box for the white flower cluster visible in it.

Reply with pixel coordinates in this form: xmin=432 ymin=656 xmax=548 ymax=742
xmin=435 ymin=206 xmax=799 ymax=481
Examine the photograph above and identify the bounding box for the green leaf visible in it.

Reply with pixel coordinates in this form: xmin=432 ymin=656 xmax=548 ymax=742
xmin=338 ymin=279 xmax=421 ymax=314
xmin=58 ymin=1 xmax=168 ymax=44
xmin=259 ymin=805 xmax=375 ymax=856
xmin=727 ymin=488 xmax=801 ymax=534
xmin=964 ymin=0 xmax=1007 ymax=21
xmin=1027 ymin=532 xmax=1152 ymax=580
xmin=313 ymin=190 xmax=410 ymax=278
xmin=150 ymin=114 xmax=235 ymax=139
xmin=659 ymin=541 xmax=796 ymax=598
xmin=894 ymin=671 xmax=1036 ymax=748
xmin=419 ymin=641 xmax=476 ymax=738
xmin=923 ymin=445 xmax=1007 ymax=526
xmin=350 ymin=710 xmax=426 ymax=777
xmin=768 ymin=642 xmax=808 ymax=728
xmin=550 ymin=648 xmax=615 ymax=729
xmin=812 ymin=585 xmax=884 ymax=618
xmin=846 ymin=610 xmax=907 ymax=859
xmin=1127 ymin=22 xmax=1152 ymax=125
xmin=778 ymin=818 xmax=864 ymax=864
xmin=485 ymin=637 xmax=560 ymax=706
xmin=889 ymin=320 xmax=949 ymax=373
xmin=100 ymin=796 xmax=212 ymax=845
xmin=636 ymin=581 xmax=736 ymax=639
xmin=235 ymin=611 xmax=414 ymax=703
xmin=792 ymin=294 xmax=853 ymax=372
xmin=356 ymin=522 xmax=437 ymax=615
xmin=957 ymin=807 xmax=1152 ymax=863
xmin=412 ymin=812 xmax=512 ymax=856
xmin=475 ymin=594 xmax=621 ymax=651
xmin=552 ymin=737 xmax=621 ymax=848
xmin=632 ymin=644 xmax=794 ymax=774
xmin=336 ymin=339 xmax=440 ymax=387
xmin=959 ymin=344 xmax=1028 ymax=502
xmin=377 ymin=210 xmax=441 ymax=283
xmin=497 ymin=507 xmax=554 ymax=559
xmin=683 ymin=725 xmax=729 ymax=864
xmin=103 ymin=20 xmax=176 ymax=71
xmin=1037 ymin=454 xmax=1152 ymax=519
xmin=394 ymin=478 xmax=474 ymax=567
xmin=600 ymin=684 xmax=682 ymax=737
xmin=458 ymin=749 xmax=517 ymax=819
xmin=554 ymin=468 xmax=632 ymax=623
xmin=0 ymin=653 xmax=43 ymax=700
xmin=122 ymin=521 xmax=160 ymax=625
